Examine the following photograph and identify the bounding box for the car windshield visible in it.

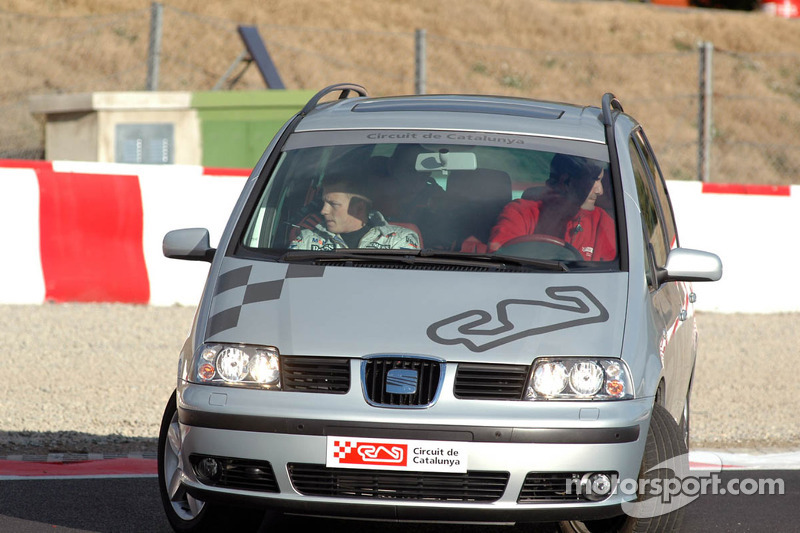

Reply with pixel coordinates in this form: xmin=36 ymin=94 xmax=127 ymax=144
xmin=240 ymin=130 xmax=619 ymax=268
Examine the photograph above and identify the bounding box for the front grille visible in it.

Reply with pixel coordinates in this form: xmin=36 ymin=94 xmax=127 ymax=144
xmin=288 ymin=463 xmax=508 ymax=502
xmin=189 ymin=455 xmax=279 ymax=493
xmin=363 ymin=357 xmax=441 ymax=406
xmin=282 ymin=356 xmax=350 ymax=393
xmin=454 ymin=363 xmax=530 ymax=400
xmin=518 ymin=472 xmax=616 ymax=503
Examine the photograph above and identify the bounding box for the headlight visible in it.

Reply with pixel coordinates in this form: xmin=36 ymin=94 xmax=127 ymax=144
xmin=532 ymin=362 xmax=568 ymax=396
xmin=191 ymin=343 xmax=281 ymax=389
xmin=526 ymin=358 xmax=633 ymax=400
xmin=217 ymin=347 xmax=250 ymax=382
xmin=569 ymin=361 xmax=604 ymax=396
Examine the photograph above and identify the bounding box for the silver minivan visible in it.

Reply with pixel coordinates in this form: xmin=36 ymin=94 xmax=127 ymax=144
xmin=158 ymin=84 xmax=721 ymax=533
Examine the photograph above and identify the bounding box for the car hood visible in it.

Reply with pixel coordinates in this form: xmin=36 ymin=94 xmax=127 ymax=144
xmin=202 ymin=258 xmax=628 ymax=364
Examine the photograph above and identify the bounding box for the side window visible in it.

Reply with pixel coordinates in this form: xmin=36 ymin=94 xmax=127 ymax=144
xmin=634 ymin=130 xmax=678 ymax=249
xmin=630 ymin=138 xmax=668 ymax=269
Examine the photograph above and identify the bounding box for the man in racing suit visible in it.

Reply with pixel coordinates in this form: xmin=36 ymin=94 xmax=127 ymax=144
xmin=289 ymin=172 xmax=420 ymax=251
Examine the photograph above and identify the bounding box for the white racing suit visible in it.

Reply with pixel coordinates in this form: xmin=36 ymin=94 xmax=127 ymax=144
xmin=288 ymin=213 xmax=420 ymax=251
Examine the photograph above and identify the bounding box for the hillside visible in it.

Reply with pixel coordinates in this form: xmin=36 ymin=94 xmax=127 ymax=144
xmin=9 ymin=0 xmax=798 ymax=51
xmin=2 ymin=0 xmax=799 ymax=183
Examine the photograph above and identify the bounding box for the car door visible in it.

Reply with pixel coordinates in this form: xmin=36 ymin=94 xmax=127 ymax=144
xmin=629 ymin=130 xmax=694 ymax=420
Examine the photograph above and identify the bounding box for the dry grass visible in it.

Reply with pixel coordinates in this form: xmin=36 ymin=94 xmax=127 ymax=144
xmin=2 ymin=0 xmax=799 ymax=182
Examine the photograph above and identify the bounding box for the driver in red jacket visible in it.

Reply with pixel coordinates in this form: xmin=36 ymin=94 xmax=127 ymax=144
xmin=488 ymin=155 xmax=616 ymax=261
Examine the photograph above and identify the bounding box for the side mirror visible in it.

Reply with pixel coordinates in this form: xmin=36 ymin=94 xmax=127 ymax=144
xmin=658 ymin=248 xmax=722 ymax=284
xmin=163 ymin=228 xmax=215 ymax=262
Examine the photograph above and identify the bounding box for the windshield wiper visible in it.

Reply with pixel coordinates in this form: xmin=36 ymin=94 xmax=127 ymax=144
xmin=417 ymin=249 xmax=569 ymax=271
xmin=280 ymin=249 xmax=419 ymax=265
xmin=281 ymin=249 xmax=568 ymax=271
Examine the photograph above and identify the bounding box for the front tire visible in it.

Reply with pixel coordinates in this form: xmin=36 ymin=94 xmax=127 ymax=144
xmin=157 ymin=390 xmax=270 ymax=532
xmin=158 ymin=390 xmax=221 ymax=532
xmin=560 ymin=403 xmax=688 ymax=533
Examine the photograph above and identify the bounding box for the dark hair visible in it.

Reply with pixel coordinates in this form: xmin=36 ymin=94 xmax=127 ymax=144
xmin=547 ymin=154 xmax=583 ymax=186
xmin=322 ymin=171 xmax=374 ymax=220
xmin=535 ymin=155 xmax=604 ymax=238
xmin=322 ymin=171 xmax=373 ymax=201
xmin=547 ymin=155 xmax=603 ymax=200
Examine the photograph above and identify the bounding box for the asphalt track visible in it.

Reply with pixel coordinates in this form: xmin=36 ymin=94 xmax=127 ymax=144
xmin=0 ymin=453 xmax=796 ymax=532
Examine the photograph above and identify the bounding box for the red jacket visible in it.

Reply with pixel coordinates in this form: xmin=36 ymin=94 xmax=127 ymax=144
xmin=488 ymin=199 xmax=616 ymax=261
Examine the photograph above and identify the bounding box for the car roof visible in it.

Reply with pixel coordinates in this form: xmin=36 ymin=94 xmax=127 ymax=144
xmin=294 ymin=94 xmax=608 ymax=144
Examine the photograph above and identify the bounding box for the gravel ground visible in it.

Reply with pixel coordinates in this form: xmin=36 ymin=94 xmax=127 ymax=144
xmin=1 ymin=304 xmax=798 ymax=455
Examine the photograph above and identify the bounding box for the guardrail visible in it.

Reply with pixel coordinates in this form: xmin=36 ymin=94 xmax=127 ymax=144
xmin=2 ymin=160 xmax=796 ymax=313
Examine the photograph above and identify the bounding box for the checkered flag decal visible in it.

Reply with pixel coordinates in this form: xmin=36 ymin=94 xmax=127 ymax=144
xmin=207 ymin=263 xmax=325 ymax=337
xmin=332 ymin=440 xmax=354 ymax=459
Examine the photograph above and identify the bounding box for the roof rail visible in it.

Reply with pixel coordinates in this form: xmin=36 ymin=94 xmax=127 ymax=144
xmin=300 ymin=83 xmax=368 ymax=116
xmin=601 ymin=93 xmax=623 ymax=127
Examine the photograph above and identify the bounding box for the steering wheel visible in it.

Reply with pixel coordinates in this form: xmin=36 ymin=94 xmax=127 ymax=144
xmin=494 ymin=234 xmax=584 ymax=261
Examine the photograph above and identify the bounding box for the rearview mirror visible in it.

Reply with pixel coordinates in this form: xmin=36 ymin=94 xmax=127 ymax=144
xmin=415 ymin=150 xmax=477 ymax=173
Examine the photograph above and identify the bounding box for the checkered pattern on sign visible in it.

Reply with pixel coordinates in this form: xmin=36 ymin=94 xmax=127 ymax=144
xmin=332 ymin=440 xmax=354 ymax=459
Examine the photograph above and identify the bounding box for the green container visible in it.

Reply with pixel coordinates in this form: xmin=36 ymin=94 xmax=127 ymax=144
xmin=193 ymin=90 xmax=316 ymax=169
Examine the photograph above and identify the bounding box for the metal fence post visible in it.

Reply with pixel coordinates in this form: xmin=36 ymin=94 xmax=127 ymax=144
xmin=415 ymin=29 xmax=426 ymax=95
xmin=146 ymin=2 xmax=163 ymax=91
xmin=697 ymin=41 xmax=713 ymax=182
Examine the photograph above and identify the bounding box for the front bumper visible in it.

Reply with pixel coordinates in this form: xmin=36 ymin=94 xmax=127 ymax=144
xmin=174 ymin=382 xmax=652 ymax=524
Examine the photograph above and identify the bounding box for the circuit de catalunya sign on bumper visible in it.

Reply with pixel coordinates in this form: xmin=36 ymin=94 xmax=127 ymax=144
xmin=326 ymin=437 xmax=469 ymax=473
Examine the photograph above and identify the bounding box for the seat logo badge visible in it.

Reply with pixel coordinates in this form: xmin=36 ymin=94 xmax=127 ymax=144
xmin=386 ymin=369 xmax=418 ymax=395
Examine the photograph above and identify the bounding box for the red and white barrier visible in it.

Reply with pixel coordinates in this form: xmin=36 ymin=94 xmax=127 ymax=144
xmin=667 ymin=181 xmax=800 ymax=314
xmin=1 ymin=159 xmax=798 ymax=312
xmin=0 ymin=160 xmax=247 ymax=307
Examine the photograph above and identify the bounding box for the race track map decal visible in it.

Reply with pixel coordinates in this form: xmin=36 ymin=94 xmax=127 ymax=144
xmin=426 ymin=286 xmax=609 ymax=353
